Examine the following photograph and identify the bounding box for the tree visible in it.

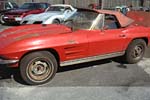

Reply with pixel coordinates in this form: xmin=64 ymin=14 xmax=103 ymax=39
xmin=62 ymin=0 xmax=65 ymax=4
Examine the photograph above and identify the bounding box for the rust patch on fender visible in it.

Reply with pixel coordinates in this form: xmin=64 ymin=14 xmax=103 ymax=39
xmin=15 ymin=33 xmax=39 ymax=41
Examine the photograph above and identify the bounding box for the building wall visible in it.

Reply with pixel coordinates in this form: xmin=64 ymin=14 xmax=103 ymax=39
xmin=12 ymin=0 xmax=150 ymax=8
xmin=64 ymin=0 xmax=99 ymax=8
xmin=12 ymin=0 xmax=63 ymax=5
xmin=103 ymin=0 xmax=150 ymax=8
xmin=12 ymin=0 xmax=99 ymax=7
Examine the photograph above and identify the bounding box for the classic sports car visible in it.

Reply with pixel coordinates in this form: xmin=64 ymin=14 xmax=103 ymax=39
xmin=0 ymin=8 xmax=150 ymax=85
xmin=1 ymin=2 xmax=50 ymax=24
xmin=20 ymin=4 xmax=77 ymax=24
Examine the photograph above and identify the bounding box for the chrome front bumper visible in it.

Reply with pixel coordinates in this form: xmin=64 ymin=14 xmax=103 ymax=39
xmin=0 ymin=58 xmax=19 ymax=64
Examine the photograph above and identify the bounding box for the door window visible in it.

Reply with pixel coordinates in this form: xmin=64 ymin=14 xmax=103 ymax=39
xmin=104 ymin=14 xmax=120 ymax=29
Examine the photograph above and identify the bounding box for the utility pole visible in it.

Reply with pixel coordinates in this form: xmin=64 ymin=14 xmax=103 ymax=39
xmin=62 ymin=0 xmax=65 ymax=4
xmin=62 ymin=0 xmax=69 ymax=4
xmin=101 ymin=0 xmax=104 ymax=9
xmin=99 ymin=0 xmax=102 ymax=9
xmin=140 ymin=0 xmax=144 ymax=7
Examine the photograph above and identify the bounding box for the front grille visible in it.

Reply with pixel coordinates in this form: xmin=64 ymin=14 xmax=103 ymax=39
xmin=5 ymin=15 xmax=21 ymax=18
xmin=13 ymin=15 xmax=21 ymax=17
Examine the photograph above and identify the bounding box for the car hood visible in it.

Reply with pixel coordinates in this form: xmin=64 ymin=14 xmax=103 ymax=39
xmin=26 ymin=11 xmax=62 ymax=20
xmin=0 ymin=24 xmax=71 ymax=49
xmin=5 ymin=9 xmax=31 ymax=15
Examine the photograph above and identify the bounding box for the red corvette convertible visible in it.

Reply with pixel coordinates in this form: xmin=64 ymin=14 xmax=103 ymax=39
xmin=0 ymin=8 xmax=150 ymax=85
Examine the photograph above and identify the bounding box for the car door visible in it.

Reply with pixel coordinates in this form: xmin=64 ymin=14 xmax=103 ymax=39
xmin=88 ymin=14 xmax=127 ymax=56
xmin=62 ymin=30 xmax=89 ymax=60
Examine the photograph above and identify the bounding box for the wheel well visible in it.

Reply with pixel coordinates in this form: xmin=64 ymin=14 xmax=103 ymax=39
xmin=47 ymin=48 xmax=60 ymax=63
xmin=53 ymin=19 xmax=60 ymax=23
xmin=132 ymin=37 xmax=148 ymax=46
xmin=20 ymin=49 xmax=60 ymax=66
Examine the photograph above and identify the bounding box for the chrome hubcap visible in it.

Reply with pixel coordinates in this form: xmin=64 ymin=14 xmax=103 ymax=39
xmin=132 ymin=45 xmax=143 ymax=58
xmin=27 ymin=58 xmax=53 ymax=82
xmin=32 ymin=61 xmax=48 ymax=75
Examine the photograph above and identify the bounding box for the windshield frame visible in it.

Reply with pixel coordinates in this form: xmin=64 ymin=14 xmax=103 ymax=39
xmin=46 ymin=6 xmax=66 ymax=12
xmin=64 ymin=9 xmax=103 ymax=30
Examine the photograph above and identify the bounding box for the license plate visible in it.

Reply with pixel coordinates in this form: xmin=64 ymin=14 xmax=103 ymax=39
xmin=15 ymin=17 xmax=22 ymax=21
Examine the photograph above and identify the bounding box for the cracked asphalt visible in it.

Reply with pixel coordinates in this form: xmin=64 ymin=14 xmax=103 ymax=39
xmin=0 ymin=24 xmax=150 ymax=100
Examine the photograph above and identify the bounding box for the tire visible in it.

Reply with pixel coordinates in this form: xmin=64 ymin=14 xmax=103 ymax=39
xmin=20 ymin=51 xmax=58 ymax=85
xmin=52 ymin=19 xmax=60 ymax=24
xmin=0 ymin=14 xmax=5 ymax=24
xmin=124 ymin=39 xmax=146 ymax=64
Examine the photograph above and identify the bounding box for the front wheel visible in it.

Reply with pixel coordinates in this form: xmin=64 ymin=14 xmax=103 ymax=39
xmin=52 ymin=19 xmax=60 ymax=24
xmin=124 ymin=39 xmax=146 ymax=64
xmin=0 ymin=14 xmax=5 ymax=24
xmin=20 ymin=51 xmax=58 ymax=85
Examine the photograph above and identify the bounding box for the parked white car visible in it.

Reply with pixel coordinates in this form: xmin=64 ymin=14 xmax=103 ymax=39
xmin=20 ymin=4 xmax=77 ymax=24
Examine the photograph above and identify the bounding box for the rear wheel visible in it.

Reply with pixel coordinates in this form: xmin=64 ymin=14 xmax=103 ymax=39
xmin=124 ymin=39 xmax=146 ymax=64
xmin=20 ymin=51 xmax=58 ymax=85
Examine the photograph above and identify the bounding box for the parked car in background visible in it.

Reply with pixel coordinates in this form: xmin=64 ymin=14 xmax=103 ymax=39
xmin=0 ymin=0 xmax=18 ymax=23
xmin=131 ymin=6 xmax=150 ymax=12
xmin=115 ymin=5 xmax=130 ymax=15
xmin=0 ymin=8 xmax=150 ymax=85
xmin=1 ymin=2 xmax=50 ymax=24
xmin=20 ymin=4 xmax=77 ymax=25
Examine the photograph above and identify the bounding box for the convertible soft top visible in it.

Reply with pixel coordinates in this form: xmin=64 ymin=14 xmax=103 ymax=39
xmin=97 ymin=10 xmax=134 ymax=27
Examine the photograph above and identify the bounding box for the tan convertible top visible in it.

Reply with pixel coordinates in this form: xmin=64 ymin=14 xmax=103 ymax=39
xmin=97 ymin=10 xmax=134 ymax=27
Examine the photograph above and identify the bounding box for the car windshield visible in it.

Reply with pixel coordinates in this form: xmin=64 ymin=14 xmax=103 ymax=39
xmin=19 ymin=3 xmax=44 ymax=10
xmin=64 ymin=10 xmax=99 ymax=30
xmin=47 ymin=6 xmax=65 ymax=12
xmin=20 ymin=3 xmax=37 ymax=9
xmin=11 ymin=2 xmax=18 ymax=8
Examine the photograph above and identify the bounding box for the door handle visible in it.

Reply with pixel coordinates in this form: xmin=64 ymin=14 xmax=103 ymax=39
xmin=119 ymin=34 xmax=126 ymax=37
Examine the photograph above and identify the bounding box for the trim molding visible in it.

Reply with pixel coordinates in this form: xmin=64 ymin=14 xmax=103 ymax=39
xmin=60 ymin=51 xmax=125 ymax=66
